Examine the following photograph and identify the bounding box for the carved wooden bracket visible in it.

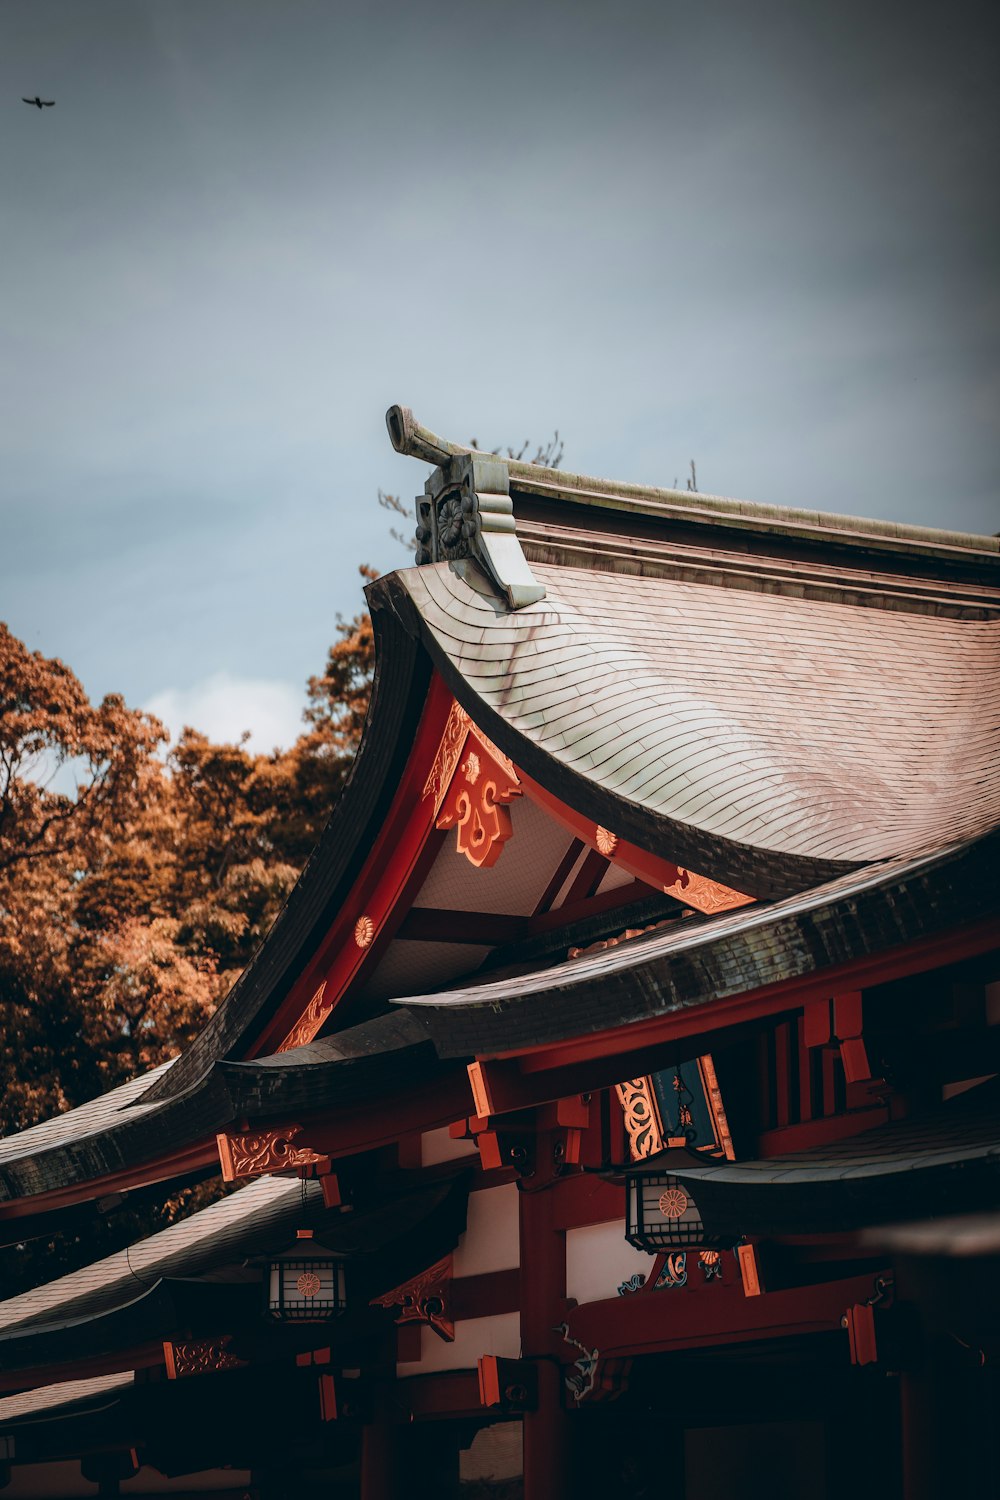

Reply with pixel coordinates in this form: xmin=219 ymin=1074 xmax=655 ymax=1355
xmin=424 ymin=701 xmax=521 ymax=868
xmin=371 ymin=1253 xmax=454 ymax=1342
xmin=615 ymin=1077 xmax=665 ymax=1160
xmin=436 ymin=734 xmax=521 ymax=869
xmin=216 ymin=1124 xmax=327 ymax=1182
xmin=163 ymin=1337 xmax=246 ymax=1380
xmin=663 ymin=867 xmax=753 ymax=914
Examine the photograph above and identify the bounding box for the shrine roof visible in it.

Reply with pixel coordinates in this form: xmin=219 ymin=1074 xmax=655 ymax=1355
xmin=1 ymin=833 xmax=994 ymax=1220
xmin=0 ymin=1175 xmax=314 ymax=1335
xmin=0 ymin=1171 xmax=468 ymax=1386
xmin=0 ymin=1370 xmax=133 ymax=1424
xmin=670 ymin=1078 xmax=1000 ymax=1235
xmin=395 ymin=832 xmax=999 ymax=1057
xmin=380 ymin=550 xmax=999 ymax=899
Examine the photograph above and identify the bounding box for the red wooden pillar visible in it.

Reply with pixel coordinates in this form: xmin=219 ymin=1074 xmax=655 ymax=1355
xmin=360 ymin=1332 xmax=398 ymax=1500
xmin=519 ymin=1134 xmax=569 ymax=1499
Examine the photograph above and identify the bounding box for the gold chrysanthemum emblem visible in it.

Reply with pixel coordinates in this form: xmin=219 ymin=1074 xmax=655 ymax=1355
xmin=595 ymin=826 xmax=618 ymax=856
xmin=462 ymin=750 xmax=481 ymax=785
xmin=658 ymin=1187 xmax=688 ymax=1220
xmin=354 ymin=915 xmax=375 ymax=949
xmin=296 ymin=1271 xmax=321 ymax=1298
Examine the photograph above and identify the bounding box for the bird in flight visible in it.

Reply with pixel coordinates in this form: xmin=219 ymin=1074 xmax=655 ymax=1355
xmin=22 ymin=96 xmax=55 ymax=109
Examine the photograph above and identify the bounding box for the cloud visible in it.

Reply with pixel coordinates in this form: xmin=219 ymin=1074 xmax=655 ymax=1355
xmin=145 ymin=673 xmax=305 ymax=754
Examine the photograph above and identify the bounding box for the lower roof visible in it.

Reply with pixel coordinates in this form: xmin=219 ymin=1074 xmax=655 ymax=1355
xmin=672 ymin=1079 xmax=1000 ymax=1236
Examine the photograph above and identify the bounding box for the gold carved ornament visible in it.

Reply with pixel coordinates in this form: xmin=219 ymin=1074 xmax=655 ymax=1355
xmin=663 ymin=868 xmax=753 ymax=914
xmin=615 ymin=1078 xmax=665 ymax=1160
xmin=277 ymin=980 xmax=331 ymax=1054
xmin=370 ymin=1254 xmax=454 ymax=1342
xmin=216 ymin=1124 xmax=326 ymax=1182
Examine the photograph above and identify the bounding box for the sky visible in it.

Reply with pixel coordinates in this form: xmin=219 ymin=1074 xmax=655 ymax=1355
xmin=2 ymin=0 xmax=998 ymax=753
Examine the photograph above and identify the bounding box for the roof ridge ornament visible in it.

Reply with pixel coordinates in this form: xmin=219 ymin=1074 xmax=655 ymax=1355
xmin=386 ymin=405 xmax=545 ymax=611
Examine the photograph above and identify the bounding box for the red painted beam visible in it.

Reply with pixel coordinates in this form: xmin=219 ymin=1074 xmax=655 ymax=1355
xmin=564 ymin=1271 xmax=883 ymax=1360
xmin=0 ymin=1340 xmax=166 ymax=1395
xmin=550 ymin=1173 xmax=624 ymax=1231
xmin=398 ymin=1370 xmax=482 ymax=1420
xmin=504 ymin=918 xmax=1000 ymax=1074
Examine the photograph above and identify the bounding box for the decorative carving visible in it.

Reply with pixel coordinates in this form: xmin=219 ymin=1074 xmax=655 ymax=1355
xmin=595 ymin=826 xmax=618 ymax=857
xmin=658 ymin=1186 xmax=689 ymax=1220
xmin=556 ymin=1323 xmax=632 ymax=1403
xmin=277 ymin=981 xmax=331 ymax=1053
xmin=163 ymin=1338 xmax=245 ymax=1380
xmin=415 ymin=453 xmax=546 ymax=610
xmin=615 ymin=1077 xmax=664 ymax=1159
xmin=423 ymin=701 xmax=472 ymax=811
xmin=216 ymin=1124 xmax=326 ymax=1182
xmin=557 ymin=1322 xmax=600 ymax=1403
xmin=436 ymin=735 xmax=521 ymax=869
xmin=371 ymin=1254 xmax=454 ymax=1342
xmin=617 ymin=1272 xmax=647 ymax=1296
xmin=354 ymin=914 xmax=375 ymax=949
xmin=654 ymin=1252 xmax=688 ymax=1289
xmin=423 ymin=701 xmax=519 ymax=816
xmin=699 ymin=1250 xmax=723 ymax=1281
xmin=697 ymin=1053 xmax=736 ymax=1161
xmin=663 ymin=868 xmax=754 ymax=914
xmin=568 ymin=919 xmax=671 ymax=960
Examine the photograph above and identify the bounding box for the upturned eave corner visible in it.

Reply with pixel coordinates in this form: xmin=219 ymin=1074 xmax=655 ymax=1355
xmin=386 ymin=403 xmax=546 ymax=611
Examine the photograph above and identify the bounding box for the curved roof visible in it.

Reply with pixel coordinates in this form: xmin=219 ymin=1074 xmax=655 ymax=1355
xmin=396 ymin=834 xmax=1000 ymax=1057
xmin=385 ymin=557 xmax=1000 ymax=899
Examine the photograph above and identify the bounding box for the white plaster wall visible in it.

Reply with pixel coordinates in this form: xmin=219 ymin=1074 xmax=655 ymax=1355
xmin=421 ymin=1126 xmax=479 ymax=1166
xmin=453 ymin=1182 xmax=520 ymax=1276
xmin=565 ymin=1219 xmax=655 ymax=1305
xmin=397 ymin=1312 xmax=521 ymax=1376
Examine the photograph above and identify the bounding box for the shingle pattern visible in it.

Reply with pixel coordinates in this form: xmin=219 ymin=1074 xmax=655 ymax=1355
xmin=399 ymin=560 xmax=999 ymax=875
xmin=0 ymin=1370 xmax=132 ymax=1422
xmin=0 ymin=1175 xmax=317 ymax=1334
xmin=0 ymin=1063 xmax=172 ymax=1171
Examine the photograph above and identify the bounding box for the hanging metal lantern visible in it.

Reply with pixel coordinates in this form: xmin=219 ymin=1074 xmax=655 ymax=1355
xmin=624 ymin=1154 xmax=728 ymax=1253
xmin=267 ymin=1229 xmax=347 ymax=1322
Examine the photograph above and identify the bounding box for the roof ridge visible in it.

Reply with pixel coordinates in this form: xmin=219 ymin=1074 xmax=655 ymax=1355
xmin=386 ymin=404 xmax=999 ymax=560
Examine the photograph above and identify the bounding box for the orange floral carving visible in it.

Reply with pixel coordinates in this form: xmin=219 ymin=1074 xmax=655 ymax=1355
xmin=276 ymin=981 xmax=330 ymax=1053
xmin=371 ymin=1254 xmax=454 ymax=1342
xmin=216 ymin=1124 xmax=326 ymax=1182
xmin=663 ymin=868 xmax=753 ymax=914
xmin=436 ymin=733 xmax=521 ymax=869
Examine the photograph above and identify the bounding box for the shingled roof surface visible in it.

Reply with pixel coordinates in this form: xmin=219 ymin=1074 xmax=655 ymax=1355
xmin=0 ymin=1175 xmax=314 ymax=1335
xmin=390 ymin=557 xmax=1000 ymax=896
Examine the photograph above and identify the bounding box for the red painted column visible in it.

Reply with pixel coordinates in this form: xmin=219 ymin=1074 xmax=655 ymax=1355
xmin=360 ymin=1332 xmax=398 ymax=1500
xmin=519 ymin=1132 xmax=569 ymax=1499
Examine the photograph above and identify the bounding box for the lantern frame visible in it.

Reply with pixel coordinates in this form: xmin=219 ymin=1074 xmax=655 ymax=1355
xmin=624 ymin=1151 xmax=731 ymax=1254
xmin=266 ymin=1230 xmax=347 ymax=1323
